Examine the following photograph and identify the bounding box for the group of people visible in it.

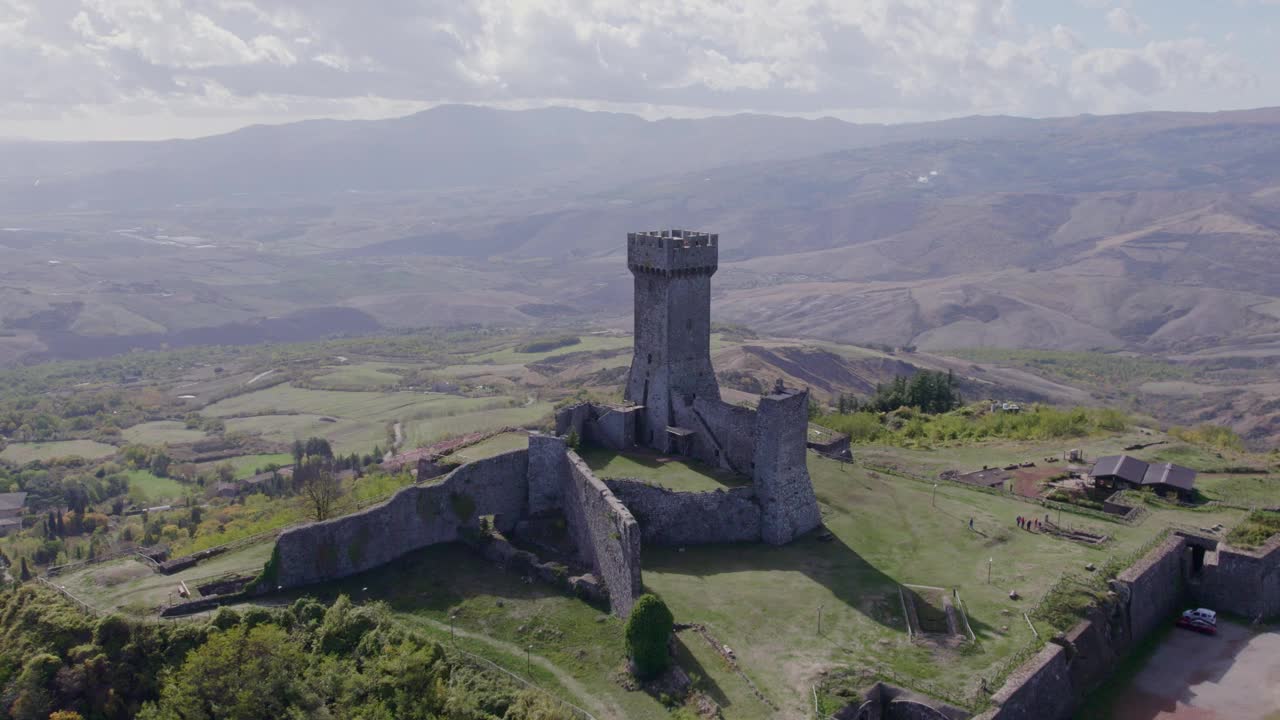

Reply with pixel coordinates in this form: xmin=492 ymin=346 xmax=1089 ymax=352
xmin=1017 ymin=515 xmax=1048 ymax=532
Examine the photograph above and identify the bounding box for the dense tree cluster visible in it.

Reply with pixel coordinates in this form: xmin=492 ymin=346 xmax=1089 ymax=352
xmin=0 ymin=586 xmax=573 ymax=720
xmin=835 ymin=370 xmax=960 ymax=415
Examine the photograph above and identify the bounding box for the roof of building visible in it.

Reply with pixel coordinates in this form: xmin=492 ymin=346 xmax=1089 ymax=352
xmin=1090 ymin=455 xmax=1150 ymax=484
xmin=0 ymin=492 xmax=27 ymax=512
xmin=1142 ymin=462 xmax=1198 ymax=491
xmin=665 ymin=426 xmax=697 ymax=437
xmin=0 ymin=517 xmax=21 ymax=528
xmin=1091 ymin=455 xmax=1197 ymax=490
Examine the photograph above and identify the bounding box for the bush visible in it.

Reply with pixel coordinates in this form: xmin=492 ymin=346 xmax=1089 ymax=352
xmin=624 ymin=594 xmax=674 ymax=679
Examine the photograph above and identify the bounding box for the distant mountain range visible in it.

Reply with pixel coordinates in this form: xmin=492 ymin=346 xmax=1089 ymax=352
xmin=2 ymin=103 xmax=1280 ymax=363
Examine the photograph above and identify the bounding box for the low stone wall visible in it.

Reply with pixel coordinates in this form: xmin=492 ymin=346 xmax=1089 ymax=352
xmin=562 ymin=451 xmax=643 ymax=616
xmin=527 ymin=433 xmax=569 ymax=515
xmin=272 ymin=450 xmax=530 ymax=589
xmin=604 ymin=479 xmax=762 ymax=545
xmin=1115 ymin=534 xmax=1185 ymax=641
xmin=808 ymin=430 xmax=853 ymax=461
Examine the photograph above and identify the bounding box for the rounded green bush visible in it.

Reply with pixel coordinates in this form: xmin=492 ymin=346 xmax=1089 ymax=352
xmin=625 ymin=594 xmax=674 ymax=680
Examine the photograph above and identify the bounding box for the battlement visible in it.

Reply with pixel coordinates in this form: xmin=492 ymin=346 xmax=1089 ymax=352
xmin=627 ymin=229 xmax=718 ymax=275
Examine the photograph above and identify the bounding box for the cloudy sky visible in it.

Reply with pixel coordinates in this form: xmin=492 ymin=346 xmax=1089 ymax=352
xmin=3 ymin=0 xmax=1279 ymax=140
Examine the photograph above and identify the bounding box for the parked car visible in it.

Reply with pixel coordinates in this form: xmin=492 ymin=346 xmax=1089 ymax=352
xmin=1176 ymin=608 xmax=1217 ymax=635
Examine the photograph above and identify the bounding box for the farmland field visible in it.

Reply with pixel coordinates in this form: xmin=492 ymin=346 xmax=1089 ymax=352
xmin=121 ymin=421 xmax=208 ymax=445
xmin=308 ymin=363 xmax=409 ymax=390
xmin=204 ymin=383 xmax=546 ymax=454
xmin=466 ymin=334 xmax=632 ymax=365
xmin=195 ymin=452 xmax=294 ymax=477
xmin=123 ymin=469 xmax=187 ymax=503
xmin=0 ymin=439 xmax=117 ymax=464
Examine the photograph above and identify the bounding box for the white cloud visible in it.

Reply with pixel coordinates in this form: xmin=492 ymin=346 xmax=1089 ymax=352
xmin=1106 ymin=7 xmax=1148 ymax=36
xmin=0 ymin=0 xmax=1274 ymax=139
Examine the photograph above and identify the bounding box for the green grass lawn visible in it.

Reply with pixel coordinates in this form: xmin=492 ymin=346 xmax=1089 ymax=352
xmin=1197 ymin=475 xmax=1280 ymax=507
xmin=579 ymin=446 xmax=751 ymax=492
xmin=58 ymin=541 xmax=275 ymax=615
xmin=124 ymin=469 xmax=187 ymax=503
xmin=205 ymin=383 xmax=541 ymax=454
xmin=467 ymin=335 xmax=632 ymax=365
xmin=194 ymin=452 xmax=294 ymax=478
xmin=401 ymin=403 xmax=553 ymax=449
xmin=450 ymin=432 xmax=531 ymax=463
xmin=309 ymin=363 xmax=409 ymax=390
xmin=0 ymin=439 xmax=117 ymax=464
xmin=121 ymin=421 xmax=208 ymax=445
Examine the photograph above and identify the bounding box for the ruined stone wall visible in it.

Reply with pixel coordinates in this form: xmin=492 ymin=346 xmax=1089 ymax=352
xmin=753 ymin=389 xmax=822 ymax=544
xmin=561 ymin=451 xmax=643 ymax=616
xmin=554 ymin=403 xmax=639 ymax=452
xmin=272 ymin=450 xmax=530 ymax=589
xmin=604 ymin=479 xmax=762 ymax=545
xmin=527 ymin=433 xmax=569 ymax=515
xmin=690 ymin=398 xmax=757 ymax=474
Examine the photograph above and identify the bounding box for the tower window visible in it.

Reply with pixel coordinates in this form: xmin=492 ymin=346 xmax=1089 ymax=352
xmin=647 ymin=353 xmax=653 ymax=364
xmin=686 ymin=319 xmax=692 ymax=330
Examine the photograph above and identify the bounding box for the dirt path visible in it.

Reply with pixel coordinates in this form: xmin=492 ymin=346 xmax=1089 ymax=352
xmin=246 ymin=369 xmax=276 ymax=386
xmin=409 ymin=616 xmax=623 ymax=720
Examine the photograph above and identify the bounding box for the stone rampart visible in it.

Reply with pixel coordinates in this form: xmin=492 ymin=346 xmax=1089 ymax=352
xmin=1193 ymin=534 xmax=1280 ymax=620
xmin=562 ymin=451 xmax=643 ymax=616
xmin=753 ymin=389 xmax=822 ymax=544
xmin=527 ymin=433 xmax=569 ymax=515
xmin=604 ymin=479 xmax=762 ymax=545
xmin=976 ymin=535 xmax=1188 ymax=720
xmin=1113 ymin=534 xmax=1185 ymax=642
xmin=272 ymin=450 xmax=529 ymax=589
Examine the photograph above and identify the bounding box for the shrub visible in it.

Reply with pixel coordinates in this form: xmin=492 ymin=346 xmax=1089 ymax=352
xmin=624 ymin=594 xmax=674 ymax=679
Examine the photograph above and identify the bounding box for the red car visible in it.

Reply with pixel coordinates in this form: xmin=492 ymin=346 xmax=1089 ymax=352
xmin=1176 ymin=608 xmax=1217 ymax=635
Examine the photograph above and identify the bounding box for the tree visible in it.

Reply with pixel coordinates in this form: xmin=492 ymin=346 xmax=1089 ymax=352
xmin=624 ymin=594 xmax=674 ymax=680
xmin=292 ymin=439 xmax=305 ymax=466
xmin=149 ymin=453 xmax=171 ymax=478
xmin=136 ymin=624 xmax=320 ymax=720
xmin=19 ymin=557 xmax=31 ymax=581
xmin=299 ymin=458 xmax=342 ymax=522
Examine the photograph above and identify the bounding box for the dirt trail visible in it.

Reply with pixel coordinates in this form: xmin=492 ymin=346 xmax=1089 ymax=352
xmin=409 ymin=616 xmax=622 ymax=720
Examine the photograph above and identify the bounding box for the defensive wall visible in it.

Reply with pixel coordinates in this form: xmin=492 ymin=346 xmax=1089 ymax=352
xmin=974 ymin=529 xmax=1280 ymax=720
xmin=604 ymin=479 xmax=762 ymax=545
xmin=557 ymin=393 xmax=821 ymax=547
xmin=269 ymin=438 xmax=642 ymax=616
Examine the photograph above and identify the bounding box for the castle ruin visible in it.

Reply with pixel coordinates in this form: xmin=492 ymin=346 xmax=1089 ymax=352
xmin=263 ymin=230 xmax=823 ymax=616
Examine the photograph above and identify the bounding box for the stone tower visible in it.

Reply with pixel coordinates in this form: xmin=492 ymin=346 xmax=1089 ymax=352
xmin=624 ymin=230 xmax=721 ymax=452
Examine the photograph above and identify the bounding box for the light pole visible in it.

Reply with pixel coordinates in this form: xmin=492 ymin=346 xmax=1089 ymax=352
xmin=526 ymin=645 xmax=532 ymax=678
xmin=818 ymin=604 xmax=825 ymax=635
xmin=988 ymin=558 xmax=993 ymax=584
xmin=932 ymin=483 xmax=938 ymax=507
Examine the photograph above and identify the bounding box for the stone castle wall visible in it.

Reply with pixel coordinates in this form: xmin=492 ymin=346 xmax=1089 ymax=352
xmin=688 ymin=398 xmax=757 ymax=474
xmin=554 ymin=403 xmax=638 ymax=451
xmin=753 ymin=389 xmax=823 ymax=545
xmin=273 ymin=450 xmax=530 ymax=589
xmin=604 ymin=479 xmax=762 ymax=545
xmin=562 ymin=451 xmax=643 ymax=616
xmin=976 ymin=534 xmax=1190 ymax=720
xmin=1192 ymin=534 xmax=1280 ymax=620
